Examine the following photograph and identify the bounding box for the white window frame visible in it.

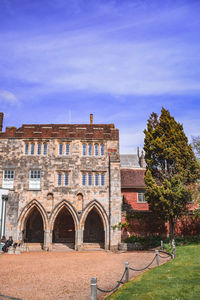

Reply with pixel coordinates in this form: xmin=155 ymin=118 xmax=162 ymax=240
xmin=137 ymin=192 xmax=146 ymax=203
xmin=2 ymin=170 xmax=14 ymax=189
xmin=29 ymin=170 xmax=41 ymax=190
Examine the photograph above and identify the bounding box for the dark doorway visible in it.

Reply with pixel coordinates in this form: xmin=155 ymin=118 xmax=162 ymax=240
xmin=25 ymin=208 xmax=44 ymax=243
xmin=83 ymin=208 xmax=105 ymax=243
xmin=53 ymin=207 xmax=75 ymax=243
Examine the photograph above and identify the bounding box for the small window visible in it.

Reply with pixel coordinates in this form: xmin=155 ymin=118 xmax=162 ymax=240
xmin=101 ymin=174 xmax=105 ymax=186
xmin=82 ymin=173 xmax=86 ymax=186
xmin=37 ymin=144 xmax=41 ymax=155
xmin=88 ymin=173 xmax=92 ymax=186
xmin=30 ymin=143 xmax=35 ymax=155
xmin=95 ymin=144 xmax=99 ymax=156
xmin=88 ymin=144 xmax=92 ymax=156
xmin=3 ymin=170 xmax=14 ymax=189
xmin=58 ymin=173 xmax=62 ymax=186
xmin=65 ymin=173 xmax=69 ymax=186
xmin=95 ymin=173 xmax=99 ymax=186
xmin=100 ymin=144 xmax=104 ymax=156
xmin=138 ymin=193 xmax=146 ymax=203
xmin=29 ymin=170 xmax=40 ymax=190
xmin=43 ymin=143 xmax=47 ymax=155
xmin=82 ymin=144 xmax=87 ymax=156
xmin=66 ymin=144 xmax=70 ymax=156
xmin=25 ymin=143 xmax=29 ymax=155
xmin=59 ymin=143 xmax=63 ymax=155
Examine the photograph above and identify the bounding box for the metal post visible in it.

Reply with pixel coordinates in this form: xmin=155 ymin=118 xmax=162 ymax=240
xmin=161 ymin=240 xmax=163 ymax=250
xmin=155 ymin=250 xmax=159 ymax=266
xmin=125 ymin=262 xmax=129 ymax=282
xmin=91 ymin=277 xmax=97 ymax=300
xmin=172 ymin=239 xmax=176 ymax=258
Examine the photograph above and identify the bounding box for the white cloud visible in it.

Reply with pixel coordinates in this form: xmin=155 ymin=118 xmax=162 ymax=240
xmin=0 ymin=90 xmax=19 ymax=105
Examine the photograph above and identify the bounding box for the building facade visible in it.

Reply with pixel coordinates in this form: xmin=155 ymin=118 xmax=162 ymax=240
xmin=0 ymin=113 xmax=122 ymax=251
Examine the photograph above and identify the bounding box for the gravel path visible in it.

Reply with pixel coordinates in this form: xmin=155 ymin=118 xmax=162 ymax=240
xmin=0 ymin=250 xmax=171 ymax=300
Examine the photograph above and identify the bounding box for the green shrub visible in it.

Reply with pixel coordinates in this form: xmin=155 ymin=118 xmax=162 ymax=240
xmin=124 ymin=235 xmax=200 ymax=249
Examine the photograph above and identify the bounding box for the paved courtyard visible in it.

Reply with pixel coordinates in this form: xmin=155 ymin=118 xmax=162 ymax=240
xmin=0 ymin=250 xmax=170 ymax=300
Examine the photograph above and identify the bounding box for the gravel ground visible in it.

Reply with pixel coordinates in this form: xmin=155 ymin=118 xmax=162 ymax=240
xmin=0 ymin=250 xmax=171 ymax=300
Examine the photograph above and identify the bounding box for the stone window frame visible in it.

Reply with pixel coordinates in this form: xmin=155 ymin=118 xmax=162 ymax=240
xmin=81 ymin=171 xmax=106 ymax=187
xmin=58 ymin=142 xmax=71 ymax=156
xmin=137 ymin=192 xmax=146 ymax=203
xmin=81 ymin=142 xmax=105 ymax=157
xmin=24 ymin=142 xmax=48 ymax=156
xmin=57 ymin=171 xmax=70 ymax=187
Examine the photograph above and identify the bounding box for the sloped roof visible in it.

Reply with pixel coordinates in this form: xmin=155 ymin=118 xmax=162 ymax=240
xmin=121 ymin=169 xmax=145 ymax=188
xmin=120 ymin=154 xmax=140 ymax=168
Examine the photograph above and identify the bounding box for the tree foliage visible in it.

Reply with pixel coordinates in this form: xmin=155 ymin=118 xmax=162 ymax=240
xmin=192 ymin=136 xmax=200 ymax=161
xmin=144 ymin=108 xmax=199 ymax=240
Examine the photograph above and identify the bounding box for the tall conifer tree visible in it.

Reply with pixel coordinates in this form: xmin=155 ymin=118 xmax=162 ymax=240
xmin=144 ymin=108 xmax=199 ymax=241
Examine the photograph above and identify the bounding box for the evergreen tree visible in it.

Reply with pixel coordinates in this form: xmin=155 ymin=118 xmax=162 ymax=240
xmin=144 ymin=108 xmax=199 ymax=241
xmin=192 ymin=136 xmax=200 ymax=161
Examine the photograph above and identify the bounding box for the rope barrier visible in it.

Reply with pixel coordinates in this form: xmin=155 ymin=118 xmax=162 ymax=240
xmin=129 ymin=255 xmax=156 ymax=272
xmin=96 ymin=269 xmax=127 ymax=293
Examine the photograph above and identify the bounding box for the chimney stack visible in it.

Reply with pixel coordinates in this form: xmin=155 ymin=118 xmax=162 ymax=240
xmin=0 ymin=112 xmax=4 ymax=132
xmin=90 ymin=114 xmax=93 ymax=125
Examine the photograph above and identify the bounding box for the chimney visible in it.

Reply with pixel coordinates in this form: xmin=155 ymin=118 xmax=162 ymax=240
xmin=0 ymin=112 xmax=4 ymax=132
xmin=90 ymin=114 xmax=93 ymax=125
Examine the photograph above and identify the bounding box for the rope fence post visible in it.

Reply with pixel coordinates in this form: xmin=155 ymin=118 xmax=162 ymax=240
xmin=155 ymin=250 xmax=159 ymax=266
xmin=125 ymin=262 xmax=129 ymax=283
xmin=172 ymin=240 xmax=176 ymax=259
xmin=161 ymin=240 xmax=163 ymax=250
xmin=91 ymin=277 xmax=97 ymax=300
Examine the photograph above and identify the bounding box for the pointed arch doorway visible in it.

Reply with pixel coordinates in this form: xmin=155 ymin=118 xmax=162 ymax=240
xmin=24 ymin=207 xmax=44 ymax=243
xmin=83 ymin=207 xmax=105 ymax=248
xmin=52 ymin=206 xmax=75 ymax=245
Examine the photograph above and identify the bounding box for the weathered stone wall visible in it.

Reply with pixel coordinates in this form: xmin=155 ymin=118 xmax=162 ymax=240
xmin=0 ymin=124 xmax=122 ymax=250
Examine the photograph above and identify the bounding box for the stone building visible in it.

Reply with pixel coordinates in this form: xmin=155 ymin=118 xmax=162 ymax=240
xmin=0 ymin=113 xmax=122 ymax=251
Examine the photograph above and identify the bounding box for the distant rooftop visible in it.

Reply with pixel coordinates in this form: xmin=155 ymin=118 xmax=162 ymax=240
xmin=120 ymin=154 xmax=141 ymax=169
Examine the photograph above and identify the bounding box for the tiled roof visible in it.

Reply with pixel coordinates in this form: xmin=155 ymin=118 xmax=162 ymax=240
xmin=121 ymin=169 xmax=145 ymax=188
xmin=0 ymin=124 xmax=119 ymax=140
xmin=120 ymin=154 xmax=140 ymax=168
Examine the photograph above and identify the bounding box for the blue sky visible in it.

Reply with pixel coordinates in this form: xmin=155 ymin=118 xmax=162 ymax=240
xmin=0 ymin=0 xmax=200 ymax=153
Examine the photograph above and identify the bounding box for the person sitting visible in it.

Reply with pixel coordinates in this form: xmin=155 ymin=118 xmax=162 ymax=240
xmin=2 ymin=236 xmax=13 ymax=253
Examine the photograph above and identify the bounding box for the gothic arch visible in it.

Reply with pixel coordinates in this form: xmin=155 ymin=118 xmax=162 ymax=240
xmin=80 ymin=200 xmax=109 ymax=230
xmin=49 ymin=200 xmax=79 ymax=231
xmin=18 ymin=199 xmax=48 ymax=232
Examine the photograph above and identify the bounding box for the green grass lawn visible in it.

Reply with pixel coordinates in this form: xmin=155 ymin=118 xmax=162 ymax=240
xmin=106 ymin=244 xmax=200 ymax=300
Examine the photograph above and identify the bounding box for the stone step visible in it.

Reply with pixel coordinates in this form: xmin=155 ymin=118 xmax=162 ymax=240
xmin=52 ymin=243 xmax=75 ymax=251
xmin=82 ymin=243 xmax=104 ymax=250
xmin=24 ymin=243 xmax=43 ymax=251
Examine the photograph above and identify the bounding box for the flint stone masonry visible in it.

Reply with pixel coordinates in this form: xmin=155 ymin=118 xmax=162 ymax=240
xmin=0 ymin=118 xmax=122 ymax=251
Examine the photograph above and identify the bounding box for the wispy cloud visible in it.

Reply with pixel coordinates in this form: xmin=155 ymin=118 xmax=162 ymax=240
xmin=0 ymin=90 xmax=19 ymax=105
